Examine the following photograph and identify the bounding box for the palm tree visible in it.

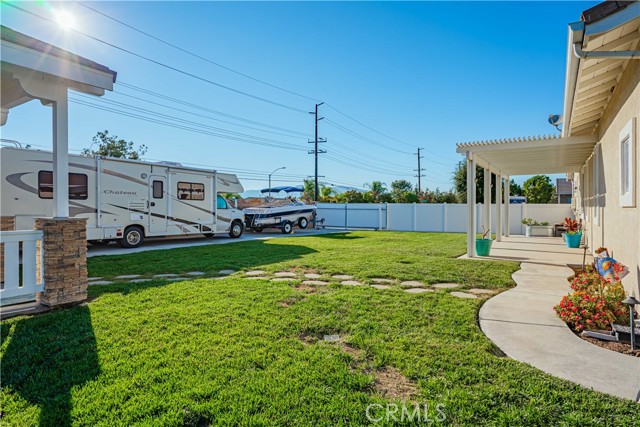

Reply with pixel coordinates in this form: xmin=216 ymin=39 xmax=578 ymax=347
xmin=302 ymin=178 xmax=315 ymax=201
xmin=320 ymin=185 xmax=334 ymax=202
xmin=364 ymin=181 xmax=387 ymax=202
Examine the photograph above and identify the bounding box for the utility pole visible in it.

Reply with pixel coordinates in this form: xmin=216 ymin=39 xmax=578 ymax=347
xmin=414 ymin=147 xmax=426 ymax=195
xmin=309 ymin=102 xmax=326 ymax=202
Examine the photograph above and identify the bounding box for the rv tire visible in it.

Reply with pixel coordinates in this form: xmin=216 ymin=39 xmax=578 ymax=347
xmin=229 ymin=220 xmax=243 ymax=238
xmin=252 ymin=226 xmax=263 ymax=233
xmin=120 ymin=226 xmax=145 ymax=248
xmin=281 ymin=220 xmax=293 ymax=234
xmin=298 ymin=217 xmax=308 ymax=229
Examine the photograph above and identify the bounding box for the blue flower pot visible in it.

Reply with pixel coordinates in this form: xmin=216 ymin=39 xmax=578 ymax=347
xmin=565 ymin=232 xmax=582 ymax=248
xmin=476 ymin=239 xmax=493 ymax=256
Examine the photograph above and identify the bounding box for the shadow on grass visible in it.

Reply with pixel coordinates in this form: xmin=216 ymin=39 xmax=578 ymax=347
xmin=1 ymin=306 xmax=98 ymax=427
xmin=313 ymin=233 xmax=363 ymax=240
xmin=87 ymin=241 xmax=318 ymax=278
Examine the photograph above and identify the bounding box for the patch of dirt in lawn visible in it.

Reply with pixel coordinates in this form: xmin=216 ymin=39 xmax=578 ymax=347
xmin=278 ymin=295 xmax=306 ymax=308
xmin=373 ymin=367 xmax=420 ymax=401
xmin=297 ymin=333 xmax=419 ymax=401
xmin=581 ymin=336 xmax=640 ymax=357
xmin=294 ymin=284 xmax=317 ymax=293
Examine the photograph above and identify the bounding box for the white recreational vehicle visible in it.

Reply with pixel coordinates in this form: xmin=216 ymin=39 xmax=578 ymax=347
xmin=0 ymin=146 xmax=245 ymax=248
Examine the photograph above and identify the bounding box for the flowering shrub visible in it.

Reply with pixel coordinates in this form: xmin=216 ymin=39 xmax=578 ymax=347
xmin=556 ymin=271 xmax=628 ymax=332
xmin=570 ymin=271 xmax=604 ymax=292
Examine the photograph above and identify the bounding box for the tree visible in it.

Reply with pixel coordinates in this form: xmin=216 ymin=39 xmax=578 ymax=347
xmin=509 ymin=179 xmax=524 ymax=196
xmin=319 ymin=185 xmax=334 ymax=202
xmin=453 ymin=162 xmax=526 ymax=203
xmin=523 ymin=175 xmax=556 ymax=203
xmin=453 ymin=161 xmax=497 ymax=203
xmin=364 ymin=181 xmax=387 ymax=202
xmin=302 ymin=178 xmax=315 ymax=201
xmin=82 ymin=130 xmax=147 ymax=159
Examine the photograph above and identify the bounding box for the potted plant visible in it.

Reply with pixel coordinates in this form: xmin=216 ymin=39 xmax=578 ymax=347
xmin=522 ymin=218 xmax=554 ymax=237
xmin=476 ymin=226 xmax=492 ymax=256
xmin=563 ymin=217 xmax=582 ymax=248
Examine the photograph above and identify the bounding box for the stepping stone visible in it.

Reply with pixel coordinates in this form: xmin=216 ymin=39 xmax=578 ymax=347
xmin=246 ymin=277 xmax=268 ymax=280
xmin=401 ymin=281 xmax=424 ymax=287
xmin=302 ymin=280 xmax=329 ymax=286
xmin=167 ymin=277 xmax=189 ymax=281
xmin=186 ymin=271 xmax=205 ymax=276
xmin=129 ymin=278 xmax=152 ymax=283
xmin=450 ymin=291 xmax=478 ymax=299
xmin=332 ymin=274 xmax=353 ymax=280
xmin=271 ymin=278 xmax=296 ymax=282
xmin=88 ymin=277 xmax=103 ymax=281
xmin=341 ymin=280 xmax=362 ymax=286
xmin=154 ymin=274 xmax=178 ymax=278
xmin=304 ymin=273 xmax=322 ymax=279
xmin=245 ymin=270 xmax=267 ymax=276
xmin=372 ymin=278 xmax=395 ymax=283
xmin=218 ymin=269 xmax=235 ymax=275
xmin=324 ymin=334 xmax=340 ymax=342
xmin=405 ymin=288 xmax=434 ymax=294
xmin=88 ymin=280 xmax=113 ymax=285
xmin=432 ymin=283 xmax=460 ymax=289
xmin=371 ymin=284 xmax=391 ymax=290
xmin=274 ymin=272 xmax=297 ymax=277
xmin=115 ymin=274 xmax=141 ymax=279
xmin=468 ymin=288 xmax=496 ymax=295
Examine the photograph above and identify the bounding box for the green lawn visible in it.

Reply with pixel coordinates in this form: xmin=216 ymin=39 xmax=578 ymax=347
xmin=1 ymin=232 xmax=635 ymax=426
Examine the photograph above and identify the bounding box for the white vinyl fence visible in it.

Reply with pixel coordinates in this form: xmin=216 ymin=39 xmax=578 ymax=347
xmin=317 ymin=203 xmax=574 ymax=235
xmin=0 ymin=230 xmax=44 ymax=304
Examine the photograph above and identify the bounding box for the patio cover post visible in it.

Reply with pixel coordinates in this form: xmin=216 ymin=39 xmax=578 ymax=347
xmin=504 ymin=177 xmax=510 ymax=237
xmin=466 ymin=152 xmax=476 ymax=257
xmin=52 ymin=87 xmax=69 ymax=218
xmin=496 ymin=174 xmax=503 ymax=242
xmin=483 ymin=168 xmax=491 ymax=237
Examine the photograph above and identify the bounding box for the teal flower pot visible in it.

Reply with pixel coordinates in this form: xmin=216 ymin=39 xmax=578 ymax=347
xmin=476 ymin=239 xmax=493 ymax=256
xmin=565 ymin=232 xmax=582 ymax=248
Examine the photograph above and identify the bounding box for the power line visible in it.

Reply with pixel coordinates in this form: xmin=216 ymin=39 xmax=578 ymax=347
xmin=324 ymin=119 xmax=413 ymax=155
xmin=72 ymin=93 xmax=304 ymax=146
xmin=75 ymin=1 xmax=321 ymax=104
xmin=68 ymin=97 xmax=307 ymax=151
xmin=325 ymin=102 xmax=459 ymax=162
xmin=3 ymin=1 xmax=308 ymax=114
xmin=118 ymin=82 xmax=311 ymax=137
xmin=308 ymin=103 xmax=326 ymax=202
xmin=111 ymin=90 xmax=307 ymax=140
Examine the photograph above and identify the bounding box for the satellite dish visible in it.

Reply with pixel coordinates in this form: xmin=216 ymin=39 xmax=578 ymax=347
xmin=548 ymin=114 xmax=563 ymax=126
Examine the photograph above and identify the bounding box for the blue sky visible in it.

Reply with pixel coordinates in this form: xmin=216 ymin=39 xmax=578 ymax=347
xmin=1 ymin=1 xmax=596 ymax=192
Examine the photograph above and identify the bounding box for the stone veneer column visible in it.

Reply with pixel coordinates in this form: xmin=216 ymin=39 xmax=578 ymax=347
xmin=0 ymin=216 xmax=16 ymax=283
xmin=35 ymin=217 xmax=88 ymax=306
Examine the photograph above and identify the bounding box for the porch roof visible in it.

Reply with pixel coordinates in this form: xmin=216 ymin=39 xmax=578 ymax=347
xmin=455 ymin=134 xmax=597 ymax=176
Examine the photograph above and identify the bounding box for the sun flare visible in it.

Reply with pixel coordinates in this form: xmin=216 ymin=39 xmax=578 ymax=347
xmin=55 ymin=10 xmax=76 ymax=30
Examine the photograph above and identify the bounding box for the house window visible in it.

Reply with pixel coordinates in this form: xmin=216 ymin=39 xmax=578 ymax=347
xmin=38 ymin=171 xmax=88 ymax=200
xmin=177 ymin=182 xmax=205 ymax=200
xmin=152 ymin=180 xmax=164 ymax=199
xmin=619 ymin=118 xmax=636 ymax=207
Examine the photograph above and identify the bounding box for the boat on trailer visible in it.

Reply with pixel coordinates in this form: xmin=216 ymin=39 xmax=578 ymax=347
xmin=243 ymin=186 xmax=316 ymax=234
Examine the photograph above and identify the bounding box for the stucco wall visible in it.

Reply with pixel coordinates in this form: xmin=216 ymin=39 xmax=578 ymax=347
xmin=579 ymin=59 xmax=639 ymax=297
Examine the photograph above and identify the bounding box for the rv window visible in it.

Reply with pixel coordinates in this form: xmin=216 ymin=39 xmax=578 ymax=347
xmin=152 ymin=180 xmax=164 ymax=199
xmin=216 ymin=195 xmax=228 ymax=209
xmin=177 ymin=182 xmax=205 ymax=201
xmin=38 ymin=171 xmax=88 ymax=200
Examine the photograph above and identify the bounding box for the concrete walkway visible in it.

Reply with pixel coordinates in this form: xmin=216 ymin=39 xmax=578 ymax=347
xmin=475 ymin=236 xmax=640 ymax=402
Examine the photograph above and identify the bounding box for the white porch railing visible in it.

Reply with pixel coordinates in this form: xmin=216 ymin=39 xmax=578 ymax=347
xmin=1 ymin=230 xmax=44 ymax=303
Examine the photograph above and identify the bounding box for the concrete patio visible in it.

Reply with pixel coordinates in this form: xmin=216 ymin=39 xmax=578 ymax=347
xmin=467 ymin=236 xmax=640 ymax=402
